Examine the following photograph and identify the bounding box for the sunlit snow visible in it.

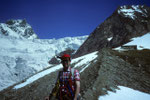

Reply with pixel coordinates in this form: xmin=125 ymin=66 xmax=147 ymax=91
xmin=72 ymin=51 xmax=98 ymax=73
xmin=114 ymin=32 xmax=150 ymax=51
xmin=118 ymin=5 xmax=148 ymax=19
xmin=0 ymin=34 xmax=88 ymax=91
xmin=0 ymin=19 xmax=38 ymax=39
xmin=107 ymin=37 xmax=113 ymax=41
xmin=13 ymin=64 xmax=62 ymax=89
xmin=99 ymin=86 xmax=150 ymax=100
xmin=13 ymin=51 xmax=98 ymax=89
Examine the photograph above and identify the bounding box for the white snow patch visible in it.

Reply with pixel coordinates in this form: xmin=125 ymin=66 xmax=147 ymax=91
xmin=118 ymin=5 xmax=148 ymax=19
xmin=99 ymin=86 xmax=150 ymax=100
xmin=114 ymin=32 xmax=150 ymax=51
xmin=72 ymin=51 xmax=98 ymax=73
xmin=107 ymin=37 xmax=113 ymax=41
xmin=12 ymin=51 xmax=98 ymax=89
xmin=0 ymin=23 xmax=20 ymax=38
xmin=13 ymin=65 xmax=62 ymax=89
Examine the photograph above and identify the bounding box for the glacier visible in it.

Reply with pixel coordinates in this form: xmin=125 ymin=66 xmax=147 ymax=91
xmin=0 ymin=34 xmax=88 ymax=91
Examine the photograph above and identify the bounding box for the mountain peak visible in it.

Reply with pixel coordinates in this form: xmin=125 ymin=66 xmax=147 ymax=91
xmin=117 ymin=5 xmax=149 ymax=19
xmin=6 ymin=19 xmax=27 ymax=26
xmin=74 ymin=5 xmax=150 ymax=58
xmin=0 ymin=19 xmax=38 ymax=39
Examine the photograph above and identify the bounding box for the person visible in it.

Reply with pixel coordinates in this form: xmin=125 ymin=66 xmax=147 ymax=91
xmin=46 ymin=54 xmax=80 ymax=100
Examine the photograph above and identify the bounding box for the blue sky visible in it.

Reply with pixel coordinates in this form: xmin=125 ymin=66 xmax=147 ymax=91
xmin=0 ymin=0 xmax=150 ymax=39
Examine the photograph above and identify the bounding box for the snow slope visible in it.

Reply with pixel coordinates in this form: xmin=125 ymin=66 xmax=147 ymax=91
xmin=114 ymin=32 xmax=150 ymax=50
xmin=0 ymin=34 xmax=88 ymax=91
xmin=99 ymin=86 xmax=150 ymax=100
xmin=13 ymin=51 xmax=98 ymax=89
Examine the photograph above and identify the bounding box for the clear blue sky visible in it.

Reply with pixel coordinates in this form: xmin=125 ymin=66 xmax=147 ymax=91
xmin=0 ymin=0 xmax=150 ymax=39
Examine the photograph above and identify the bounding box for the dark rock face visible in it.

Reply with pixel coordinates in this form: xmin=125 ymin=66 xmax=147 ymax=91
xmin=74 ymin=5 xmax=150 ymax=58
xmin=23 ymin=28 xmax=35 ymax=38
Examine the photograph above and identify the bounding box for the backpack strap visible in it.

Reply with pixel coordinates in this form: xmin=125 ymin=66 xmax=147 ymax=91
xmin=71 ymin=68 xmax=75 ymax=78
xmin=49 ymin=75 xmax=60 ymax=99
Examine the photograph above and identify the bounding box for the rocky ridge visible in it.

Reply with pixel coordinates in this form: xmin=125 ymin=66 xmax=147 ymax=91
xmin=80 ymin=48 xmax=150 ymax=100
xmin=74 ymin=5 xmax=150 ymax=58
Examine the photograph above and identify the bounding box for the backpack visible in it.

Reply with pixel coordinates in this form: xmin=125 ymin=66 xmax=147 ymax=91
xmin=49 ymin=68 xmax=76 ymax=100
xmin=58 ymin=68 xmax=75 ymax=100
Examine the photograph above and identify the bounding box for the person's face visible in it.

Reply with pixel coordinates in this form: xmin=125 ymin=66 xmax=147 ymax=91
xmin=61 ymin=60 xmax=71 ymax=70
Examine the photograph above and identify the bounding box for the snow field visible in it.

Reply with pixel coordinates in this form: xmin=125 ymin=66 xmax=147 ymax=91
xmin=114 ymin=32 xmax=150 ymax=51
xmin=99 ymin=86 xmax=150 ymax=100
xmin=13 ymin=51 xmax=98 ymax=89
xmin=0 ymin=34 xmax=88 ymax=91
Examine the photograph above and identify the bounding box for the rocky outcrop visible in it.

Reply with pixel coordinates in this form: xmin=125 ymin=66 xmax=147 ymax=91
xmin=74 ymin=5 xmax=150 ymax=58
xmin=80 ymin=48 xmax=150 ymax=100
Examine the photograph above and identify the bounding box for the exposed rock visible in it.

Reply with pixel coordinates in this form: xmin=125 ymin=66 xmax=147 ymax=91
xmin=74 ymin=5 xmax=150 ymax=58
xmin=80 ymin=48 xmax=150 ymax=100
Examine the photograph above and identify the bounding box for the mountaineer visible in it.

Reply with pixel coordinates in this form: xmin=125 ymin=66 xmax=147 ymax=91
xmin=46 ymin=54 xmax=80 ymax=100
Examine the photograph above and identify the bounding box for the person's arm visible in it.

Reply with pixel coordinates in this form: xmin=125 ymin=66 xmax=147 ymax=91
xmin=74 ymin=81 xmax=80 ymax=100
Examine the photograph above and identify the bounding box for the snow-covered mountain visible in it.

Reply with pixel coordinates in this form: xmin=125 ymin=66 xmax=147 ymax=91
xmin=0 ymin=19 xmax=38 ymax=39
xmin=0 ymin=20 xmax=88 ymax=91
xmin=11 ymin=32 xmax=150 ymax=90
xmin=0 ymin=32 xmax=149 ymax=100
xmin=0 ymin=5 xmax=150 ymax=100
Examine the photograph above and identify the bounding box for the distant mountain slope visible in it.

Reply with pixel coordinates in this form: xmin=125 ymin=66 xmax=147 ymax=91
xmin=0 ymin=31 xmax=88 ymax=91
xmin=74 ymin=5 xmax=150 ymax=58
xmin=0 ymin=19 xmax=38 ymax=39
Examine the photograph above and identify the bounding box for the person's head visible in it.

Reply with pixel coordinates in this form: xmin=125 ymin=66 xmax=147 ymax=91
xmin=60 ymin=54 xmax=71 ymax=70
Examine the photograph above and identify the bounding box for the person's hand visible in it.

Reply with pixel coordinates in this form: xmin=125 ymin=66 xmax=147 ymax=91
xmin=45 ymin=96 xmax=49 ymax=100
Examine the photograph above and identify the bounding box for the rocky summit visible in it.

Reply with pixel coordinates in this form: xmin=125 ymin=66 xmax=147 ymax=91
xmin=74 ymin=5 xmax=150 ymax=58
